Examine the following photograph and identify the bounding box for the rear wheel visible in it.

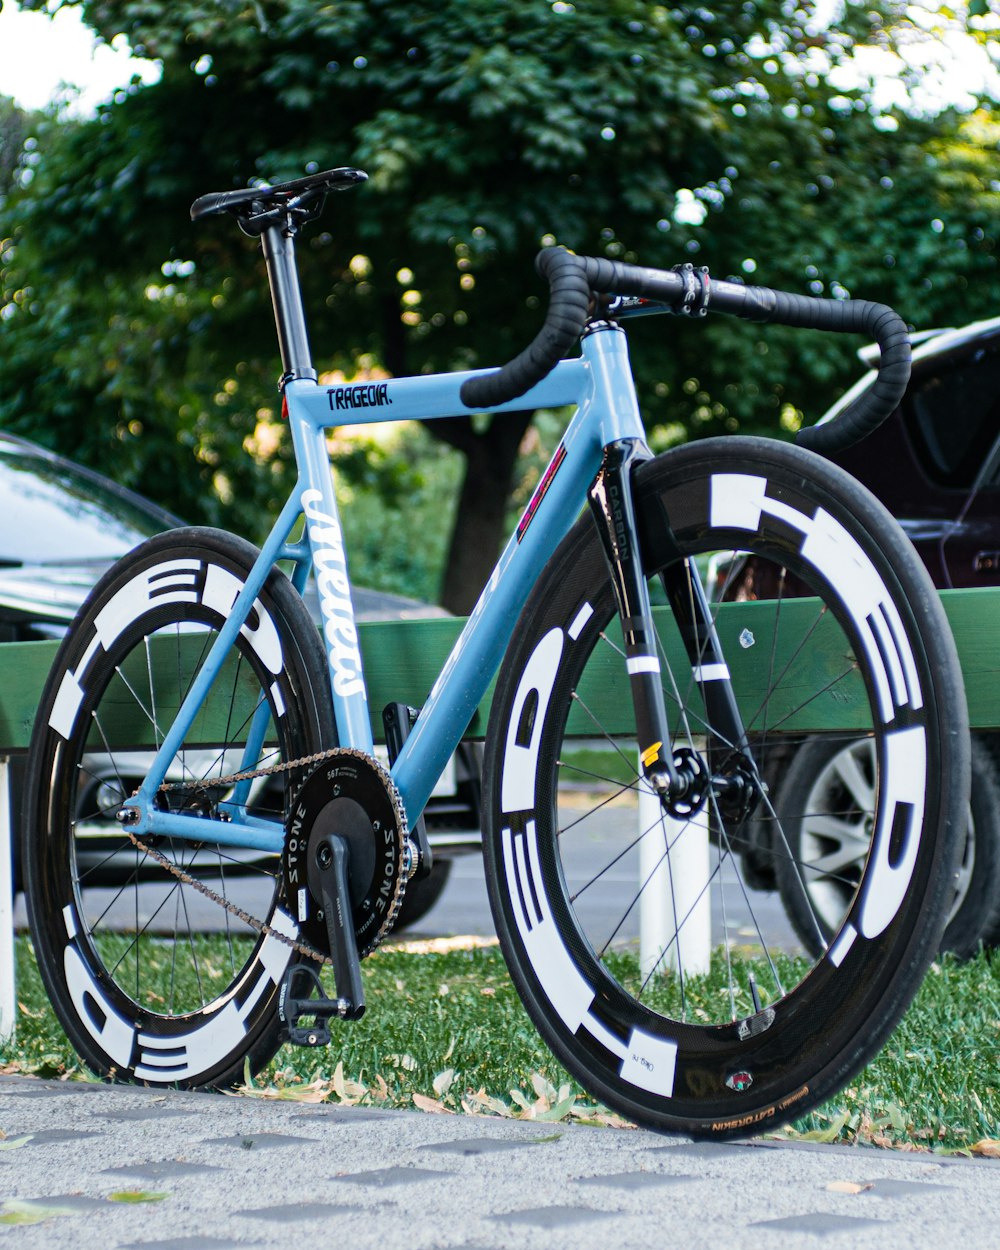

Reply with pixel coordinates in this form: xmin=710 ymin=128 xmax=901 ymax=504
xmin=483 ymin=438 xmax=968 ymax=1137
xmin=23 ymin=528 xmax=332 ymax=1087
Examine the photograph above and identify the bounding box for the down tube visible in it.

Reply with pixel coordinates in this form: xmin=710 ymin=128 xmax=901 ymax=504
xmin=391 ymin=418 xmax=604 ymax=823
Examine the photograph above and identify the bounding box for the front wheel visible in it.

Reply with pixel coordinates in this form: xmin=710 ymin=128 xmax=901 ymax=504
xmin=483 ymin=437 xmax=968 ymax=1137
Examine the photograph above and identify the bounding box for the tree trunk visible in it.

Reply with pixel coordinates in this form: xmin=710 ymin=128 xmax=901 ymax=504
xmin=435 ymin=410 xmax=534 ymax=614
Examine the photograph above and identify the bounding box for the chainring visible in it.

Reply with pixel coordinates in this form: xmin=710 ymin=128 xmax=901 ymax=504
xmin=281 ymin=749 xmax=411 ymax=959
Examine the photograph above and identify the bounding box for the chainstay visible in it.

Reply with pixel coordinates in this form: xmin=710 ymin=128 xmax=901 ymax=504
xmin=126 ymin=831 xmax=333 ymax=967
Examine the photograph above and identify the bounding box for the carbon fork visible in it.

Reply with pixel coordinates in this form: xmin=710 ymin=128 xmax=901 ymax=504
xmin=588 ymin=439 xmax=759 ymax=817
xmin=588 ymin=439 xmax=685 ymax=798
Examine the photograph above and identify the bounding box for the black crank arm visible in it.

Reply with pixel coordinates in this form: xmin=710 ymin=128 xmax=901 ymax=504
xmin=315 ymin=833 xmax=366 ymax=1020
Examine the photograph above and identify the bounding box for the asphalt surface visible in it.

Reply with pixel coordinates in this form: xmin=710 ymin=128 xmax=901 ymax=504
xmin=10 ymin=833 xmax=801 ymax=949
xmin=1 ymin=1073 xmax=999 ymax=1248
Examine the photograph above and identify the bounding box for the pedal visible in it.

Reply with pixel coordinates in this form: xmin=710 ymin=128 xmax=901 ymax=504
xmin=279 ymin=830 xmax=366 ymax=1045
xmin=278 ymin=964 xmax=349 ymax=1047
xmin=383 ymin=702 xmax=432 ymax=879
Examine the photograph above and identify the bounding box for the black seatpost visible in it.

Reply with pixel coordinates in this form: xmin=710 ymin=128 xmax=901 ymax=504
xmin=260 ymin=221 xmax=317 ymax=384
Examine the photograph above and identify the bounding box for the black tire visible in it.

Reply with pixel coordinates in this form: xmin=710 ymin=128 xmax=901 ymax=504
xmin=775 ymin=733 xmax=1000 ymax=961
xmin=977 ymin=734 xmax=1000 ymax=949
xmin=393 ymin=858 xmax=454 ymax=930
xmin=22 ymin=528 xmax=333 ymax=1088
xmin=482 ymin=437 xmax=969 ymax=1138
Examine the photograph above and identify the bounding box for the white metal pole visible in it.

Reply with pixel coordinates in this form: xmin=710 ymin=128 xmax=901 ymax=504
xmin=0 ymin=758 xmax=15 ymax=1041
xmin=638 ymin=769 xmax=711 ymax=979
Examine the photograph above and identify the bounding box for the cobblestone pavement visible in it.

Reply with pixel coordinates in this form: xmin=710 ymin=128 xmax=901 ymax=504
xmin=0 ymin=1075 xmax=998 ymax=1248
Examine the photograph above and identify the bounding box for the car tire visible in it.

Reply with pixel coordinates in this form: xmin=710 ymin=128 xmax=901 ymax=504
xmin=393 ymin=858 xmax=453 ymax=930
xmin=940 ymin=736 xmax=1000 ymax=955
xmin=775 ymin=733 xmax=1000 ymax=959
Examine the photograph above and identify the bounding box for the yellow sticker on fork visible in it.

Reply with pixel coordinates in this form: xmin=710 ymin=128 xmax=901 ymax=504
xmin=640 ymin=742 xmax=663 ymax=769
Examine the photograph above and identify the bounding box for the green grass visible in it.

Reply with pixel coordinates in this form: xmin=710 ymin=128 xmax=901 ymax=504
xmin=3 ymin=935 xmax=999 ymax=1152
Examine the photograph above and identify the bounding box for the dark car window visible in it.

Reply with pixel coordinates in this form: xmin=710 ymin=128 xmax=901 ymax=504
xmin=0 ymin=442 xmax=174 ymax=564
xmin=907 ymin=341 xmax=1000 ymax=490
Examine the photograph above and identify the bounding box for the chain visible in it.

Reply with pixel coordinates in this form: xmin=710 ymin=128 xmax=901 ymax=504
xmin=155 ymin=746 xmax=343 ymax=797
xmin=133 ymin=744 xmax=408 ymax=968
xmin=132 ymin=747 xmax=346 ymax=967
xmin=127 ymin=829 xmax=333 ymax=965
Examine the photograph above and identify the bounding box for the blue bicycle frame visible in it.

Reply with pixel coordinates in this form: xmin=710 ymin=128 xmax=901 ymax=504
xmin=126 ymin=324 xmax=646 ymax=856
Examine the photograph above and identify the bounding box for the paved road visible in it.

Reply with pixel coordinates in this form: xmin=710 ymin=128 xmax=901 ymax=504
xmin=11 ymin=855 xmax=798 ymax=948
xmin=410 ymin=845 xmax=801 ymax=950
xmin=1 ymin=1075 xmax=998 ymax=1249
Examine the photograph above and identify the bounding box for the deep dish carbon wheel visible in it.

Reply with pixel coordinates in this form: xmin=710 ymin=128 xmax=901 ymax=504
xmin=23 ymin=528 xmax=333 ymax=1087
xmin=483 ymin=437 xmax=968 ymax=1138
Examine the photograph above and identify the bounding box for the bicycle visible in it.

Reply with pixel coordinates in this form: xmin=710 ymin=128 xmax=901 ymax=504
xmin=22 ymin=166 xmax=970 ymax=1138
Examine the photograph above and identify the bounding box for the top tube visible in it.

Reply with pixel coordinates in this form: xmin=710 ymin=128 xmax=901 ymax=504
xmin=283 ymin=356 xmax=591 ymax=430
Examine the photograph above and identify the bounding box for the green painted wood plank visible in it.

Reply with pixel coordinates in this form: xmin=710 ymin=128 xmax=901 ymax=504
xmin=0 ymin=640 xmax=53 ymax=754
xmin=941 ymin=587 xmax=1000 ymax=733
xmin=0 ymin=586 xmax=997 ymax=754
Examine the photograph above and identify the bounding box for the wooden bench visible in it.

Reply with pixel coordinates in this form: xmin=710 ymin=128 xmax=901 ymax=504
xmin=3 ymin=588 xmax=999 ymax=1036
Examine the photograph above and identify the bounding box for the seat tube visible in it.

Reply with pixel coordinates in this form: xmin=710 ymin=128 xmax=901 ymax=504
xmin=285 ymin=389 xmax=375 ymax=755
xmin=262 ymin=224 xmax=373 ymax=752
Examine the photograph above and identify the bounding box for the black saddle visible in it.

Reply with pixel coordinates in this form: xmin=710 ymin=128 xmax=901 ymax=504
xmin=190 ymin=166 xmax=366 ymax=234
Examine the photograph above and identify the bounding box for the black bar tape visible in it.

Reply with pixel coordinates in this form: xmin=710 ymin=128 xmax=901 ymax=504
xmin=576 ymin=256 xmax=686 ymax=305
xmin=458 ymin=249 xmax=689 ymax=409
xmin=784 ymin=299 xmax=910 ymax=454
xmin=718 ymin=285 xmax=911 ymax=452
xmin=458 ymin=246 xmax=909 ymax=453
xmin=459 ymin=248 xmax=591 ymax=409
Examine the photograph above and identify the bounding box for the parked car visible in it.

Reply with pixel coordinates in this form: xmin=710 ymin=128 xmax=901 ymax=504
xmin=0 ymin=431 xmax=181 ymax=642
xmin=1 ymin=430 xmax=480 ymax=928
xmin=723 ymin=316 xmax=1000 ymax=956
xmin=822 ymin=316 xmax=1000 ymax=593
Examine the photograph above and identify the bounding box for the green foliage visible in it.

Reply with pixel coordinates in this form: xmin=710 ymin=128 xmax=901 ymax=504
xmin=334 ymin=420 xmax=463 ymax=603
xmin=1 ymin=0 xmax=998 ymax=603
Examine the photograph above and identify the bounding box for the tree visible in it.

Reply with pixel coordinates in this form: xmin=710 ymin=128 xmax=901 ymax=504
xmin=0 ymin=97 xmax=33 ymax=198
xmin=2 ymin=0 xmax=998 ymax=608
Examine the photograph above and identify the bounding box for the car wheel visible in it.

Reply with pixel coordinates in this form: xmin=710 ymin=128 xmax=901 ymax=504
xmin=774 ymin=734 xmax=1000 ymax=959
xmin=393 ymin=858 xmax=453 ymax=931
xmin=976 ymin=736 xmax=1000 ymax=949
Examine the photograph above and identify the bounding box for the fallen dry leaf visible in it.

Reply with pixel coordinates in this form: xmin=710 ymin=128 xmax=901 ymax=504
xmin=433 ymin=1068 xmax=455 ymax=1098
xmin=826 ymin=1181 xmax=874 ymax=1195
xmin=413 ymin=1093 xmax=454 ymax=1115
